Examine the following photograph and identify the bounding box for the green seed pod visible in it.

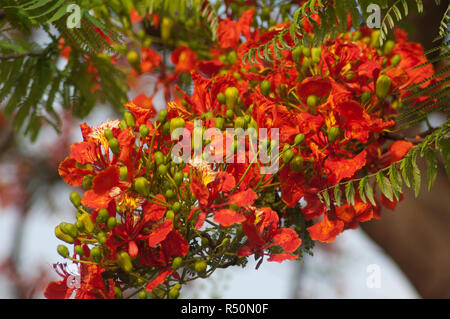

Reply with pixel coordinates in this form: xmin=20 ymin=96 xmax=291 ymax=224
xmin=383 ymin=40 xmax=395 ymax=56
xmin=158 ymin=164 xmax=168 ymax=176
xmin=154 ymin=151 xmax=165 ymax=166
xmin=327 ymin=126 xmax=341 ymax=143
xmin=172 ymin=202 xmax=181 ymax=213
xmin=283 ymin=149 xmax=295 ymax=163
xmin=290 ymin=155 xmax=304 ymax=172
xmin=82 ymin=175 xmax=93 ymax=190
xmin=75 ymin=245 xmax=84 ymax=257
xmin=217 ymin=92 xmax=226 ymax=104
xmin=292 ymin=46 xmax=303 ymax=63
xmin=108 ymin=138 xmax=120 ymax=155
xmin=311 ymin=47 xmax=322 ymax=64
xmin=260 ymin=80 xmax=271 ymax=96
xmin=158 ymin=109 xmax=168 ymax=123
xmin=214 ymin=117 xmax=225 ymax=130
xmin=361 ymin=91 xmax=371 ymax=104
xmin=104 ymin=128 xmax=114 ymax=141
xmin=55 ymin=226 xmax=74 ymax=244
xmin=120 ymin=166 xmax=128 ymax=181
xmin=70 ymin=192 xmax=81 ymax=208
xmin=194 ymin=261 xmax=207 ymax=276
xmin=57 ymin=245 xmax=70 ymax=258
xmin=169 ymin=117 xmax=185 ymax=135
xmin=117 ymin=251 xmax=133 ymax=273
xmin=391 ymin=54 xmax=402 ymax=67
xmin=124 ymin=112 xmax=135 ymax=128
xmin=134 ymin=177 xmax=150 ymax=197
xmin=234 ymin=116 xmax=245 ymax=129
xmin=294 ymin=133 xmax=305 ymax=145
xmin=225 ymin=87 xmax=239 ymax=110
xmin=139 ymin=124 xmax=149 ymax=138
xmin=172 ymin=257 xmax=182 ymax=270
xmin=376 ymin=74 xmax=391 ymax=99
xmin=79 ymin=212 xmax=94 ymax=233
xmin=168 ymin=286 xmax=180 ymax=299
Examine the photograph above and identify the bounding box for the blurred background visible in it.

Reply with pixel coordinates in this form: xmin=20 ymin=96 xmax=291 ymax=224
xmin=0 ymin=0 xmax=449 ymax=298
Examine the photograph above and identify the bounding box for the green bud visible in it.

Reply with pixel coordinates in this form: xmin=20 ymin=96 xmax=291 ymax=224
xmin=82 ymin=175 xmax=93 ymax=190
xmin=90 ymin=247 xmax=101 ymax=262
xmin=370 ymin=30 xmax=381 ymax=48
xmin=194 ymin=261 xmax=207 ymax=276
xmin=302 ymin=47 xmax=311 ymax=57
xmin=226 ymin=109 xmax=234 ymax=120
xmin=107 ymin=217 xmax=117 ymax=229
xmin=174 ymin=172 xmax=184 ymax=186
xmin=352 ymin=30 xmax=362 ymax=41
xmin=260 ymin=80 xmax=271 ymax=96
xmin=383 ymin=40 xmax=395 ymax=56
xmin=172 ymin=202 xmax=181 ymax=213
xmin=134 ymin=177 xmax=150 ymax=197
xmin=158 ymin=164 xmax=168 ymax=176
xmin=306 ymin=95 xmax=318 ymax=113
xmin=126 ymin=50 xmax=140 ymax=69
xmin=311 ymin=47 xmax=322 ymax=64
xmin=228 ymin=50 xmax=238 ymax=64
xmin=117 ymin=251 xmax=133 ymax=272
xmin=376 ymin=74 xmax=391 ymax=99
xmin=162 ymin=121 xmax=170 ymax=135
xmin=215 ymin=117 xmax=225 ymax=130
xmin=327 ymin=126 xmax=341 ymax=143
xmin=172 ymin=257 xmax=182 ymax=270
xmin=290 ymin=155 xmax=304 ymax=172
xmin=79 ymin=212 xmax=94 ymax=233
xmin=70 ymin=192 xmax=81 ymax=208
xmin=124 ymin=112 xmax=136 ymax=128
xmin=294 ymin=133 xmax=305 ymax=145
xmin=154 ymin=151 xmax=165 ymax=166
xmin=283 ymin=149 xmax=295 ymax=163
xmin=57 ymin=245 xmax=70 ymax=258
xmin=119 ymin=120 xmax=128 ymax=130
xmin=139 ymin=124 xmax=149 ymax=138
xmin=55 ymin=226 xmax=74 ymax=244
xmin=114 ymin=287 xmax=123 ymax=299
xmin=361 ymin=91 xmax=371 ymax=104
xmin=292 ymin=46 xmax=303 ymax=63
xmin=165 ymin=189 xmax=175 ymax=200
xmin=61 ymin=223 xmax=78 ymax=238
xmin=169 ymin=117 xmax=185 ymax=135
xmin=75 ymin=220 xmax=84 ymax=231
xmin=158 ymin=109 xmax=168 ymax=123
xmin=168 ymin=286 xmax=180 ymax=299
xmin=138 ymin=290 xmax=147 ymax=299
xmin=391 ymin=54 xmax=402 ymax=67
xmin=120 ymin=166 xmax=128 ymax=181
xmin=104 ymin=129 xmax=114 ymax=141
xmin=109 ymin=138 xmax=120 ymax=155
xmin=225 ymin=87 xmax=239 ymax=110
xmin=97 ymin=232 xmax=107 ymax=244
xmin=217 ymin=92 xmax=226 ymax=104
xmin=234 ymin=116 xmax=245 ymax=129
xmin=161 ymin=17 xmax=173 ymax=42
xmin=75 ymin=245 xmax=84 ymax=257
xmin=166 ymin=210 xmax=175 ymax=221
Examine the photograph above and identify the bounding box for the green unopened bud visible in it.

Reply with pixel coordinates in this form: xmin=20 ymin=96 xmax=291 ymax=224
xmin=119 ymin=120 xmax=128 ymax=130
xmin=361 ymin=91 xmax=371 ymax=104
xmin=166 ymin=209 xmax=175 ymax=221
xmin=168 ymin=286 xmax=180 ymax=299
xmin=104 ymin=129 xmax=114 ymax=141
xmin=134 ymin=177 xmax=150 ymax=197
xmin=306 ymin=95 xmax=318 ymax=113
xmin=376 ymin=74 xmax=391 ymax=99
xmin=225 ymin=87 xmax=239 ymax=110
xmin=302 ymin=47 xmax=311 ymax=57
xmin=120 ymin=166 xmax=128 ymax=181
xmin=109 ymin=138 xmax=120 ymax=154
xmin=82 ymin=175 xmax=93 ymax=190
xmin=57 ymin=245 xmax=70 ymax=258
xmin=352 ymin=30 xmax=362 ymax=41
xmin=90 ymin=247 xmax=101 ymax=262
xmin=70 ymin=192 xmax=81 ymax=208
xmin=194 ymin=261 xmax=207 ymax=276
xmin=234 ymin=116 xmax=245 ymax=129
xmin=173 ymin=172 xmax=184 ymax=186
xmin=126 ymin=50 xmax=140 ymax=70
xmin=383 ymin=40 xmax=395 ymax=56
xmin=107 ymin=217 xmax=117 ymax=229
xmin=311 ymin=47 xmax=322 ymax=64
xmin=327 ymin=126 xmax=341 ymax=143
xmin=172 ymin=257 xmax=182 ymax=270
xmin=55 ymin=226 xmax=74 ymax=244
xmin=124 ymin=112 xmax=135 ymax=128
xmin=302 ymin=57 xmax=312 ymax=69
xmin=79 ymin=212 xmax=94 ymax=233
xmin=169 ymin=117 xmax=185 ymax=135
xmin=117 ymin=251 xmax=133 ymax=272
xmin=283 ymin=149 xmax=295 ymax=163
xmin=226 ymin=109 xmax=234 ymax=120
xmin=290 ymin=155 xmax=304 ymax=172
xmin=260 ymin=80 xmax=271 ymax=96
xmin=138 ymin=290 xmax=147 ymax=299
xmin=371 ymin=30 xmax=381 ymax=48
xmin=227 ymin=50 xmax=238 ymax=64
xmin=158 ymin=164 xmax=168 ymax=176
xmin=292 ymin=46 xmax=303 ymax=63
xmin=75 ymin=245 xmax=84 ymax=257
xmin=165 ymin=189 xmax=175 ymax=200
xmin=391 ymin=54 xmax=402 ymax=67
xmin=214 ymin=117 xmax=225 ymax=130
xmin=114 ymin=287 xmax=123 ymax=299
xmin=154 ymin=151 xmax=165 ymax=166
xmin=294 ymin=133 xmax=305 ymax=145
xmin=97 ymin=232 xmax=107 ymax=244
xmin=158 ymin=109 xmax=168 ymax=123
xmin=161 ymin=17 xmax=173 ymax=42
xmin=139 ymin=124 xmax=149 ymax=138
xmin=61 ymin=223 xmax=78 ymax=238
xmin=217 ymin=92 xmax=226 ymax=104
xmin=172 ymin=202 xmax=181 ymax=213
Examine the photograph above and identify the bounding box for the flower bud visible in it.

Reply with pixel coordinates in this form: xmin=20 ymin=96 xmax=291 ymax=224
xmin=311 ymin=47 xmax=322 ymax=64
xmin=173 ymin=172 xmax=184 ymax=186
xmin=361 ymin=91 xmax=371 ymax=104
xmin=292 ymin=46 xmax=303 ymax=63
xmin=383 ymin=40 xmax=395 ymax=56
xmin=260 ymin=80 xmax=271 ymax=96
xmin=75 ymin=245 xmax=84 ymax=257
xmin=391 ymin=54 xmax=402 ymax=67
xmin=169 ymin=117 xmax=185 ymax=135
xmin=283 ymin=149 xmax=295 ymax=163
xmin=370 ymin=30 xmax=381 ymax=48
xmin=234 ymin=116 xmax=245 ymax=129
xmin=107 ymin=217 xmax=117 ymax=229
xmin=124 ymin=111 xmax=135 ymax=128
xmin=376 ymin=74 xmax=391 ymax=99
xmin=104 ymin=129 xmax=114 ymax=141
xmin=166 ymin=210 xmax=175 ymax=221
xmin=90 ymin=247 xmax=101 ymax=262
xmin=61 ymin=223 xmax=78 ymax=238
xmin=55 ymin=226 xmax=74 ymax=244
xmin=114 ymin=287 xmax=123 ymax=299
xmin=161 ymin=17 xmax=173 ymax=42
xmin=165 ymin=189 xmax=175 ymax=200
xmin=302 ymin=47 xmax=311 ymax=57
xmin=109 ymin=138 xmax=120 ymax=154
xmin=172 ymin=257 xmax=182 ymax=270
xmin=117 ymin=251 xmax=133 ymax=273
xmin=70 ymin=192 xmax=81 ymax=208
xmin=82 ymin=174 xmax=93 ymax=190
xmin=97 ymin=232 xmax=107 ymax=244
xmin=306 ymin=95 xmax=318 ymax=113
xmin=290 ymin=155 xmax=304 ymax=172
xmin=217 ymin=92 xmax=226 ymax=104
xmin=158 ymin=164 xmax=168 ymax=176
xmin=126 ymin=50 xmax=140 ymax=70
xmin=134 ymin=177 xmax=150 ymax=197
xmin=57 ymin=245 xmax=70 ymax=258
xmin=294 ymin=133 xmax=305 ymax=145
xmin=139 ymin=124 xmax=149 ymax=138
xmin=154 ymin=151 xmax=165 ymax=166
xmin=225 ymin=87 xmax=239 ymax=110
xmin=79 ymin=212 xmax=94 ymax=233
xmin=172 ymin=202 xmax=181 ymax=213
xmin=227 ymin=50 xmax=238 ymax=64
xmin=226 ymin=109 xmax=234 ymax=120
xmin=138 ymin=290 xmax=147 ymax=299
xmin=118 ymin=166 xmax=128 ymax=182
xmin=158 ymin=109 xmax=168 ymax=123
xmin=168 ymin=286 xmax=180 ymax=299
xmin=214 ymin=117 xmax=225 ymax=130
xmin=194 ymin=261 xmax=207 ymax=277
xmin=327 ymin=126 xmax=341 ymax=143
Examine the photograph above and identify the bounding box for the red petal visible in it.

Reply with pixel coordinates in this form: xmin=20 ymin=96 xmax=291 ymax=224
xmin=268 ymin=253 xmax=298 ymax=263
xmin=58 ymin=157 xmax=92 ymax=186
xmin=214 ymin=209 xmax=246 ymax=227
xmin=272 ymin=228 xmax=302 ymax=253
xmin=162 ymin=230 xmax=189 ymax=257
xmin=44 ymin=280 xmax=73 ymax=299
xmin=143 ymin=197 xmax=166 ymax=222
xmin=70 ymin=142 xmax=98 ymax=165
xmin=145 ymin=269 xmax=172 ymax=292
xmin=228 ymin=189 xmax=258 ymax=207
xmin=324 ymin=150 xmax=367 ymax=185
xmin=307 ymin=215 xmax=344 ymax=243
xmin=148 ymin=220 xmax=173 ymax=247
xmin=128 ymin=240 xmax=139 ymax=258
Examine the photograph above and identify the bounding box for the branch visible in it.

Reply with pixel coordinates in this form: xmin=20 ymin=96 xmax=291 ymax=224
xmin=384 ymin=127 xmax=438 ymax=144
xmin=0 ymin=52 xmax=43 ymax=60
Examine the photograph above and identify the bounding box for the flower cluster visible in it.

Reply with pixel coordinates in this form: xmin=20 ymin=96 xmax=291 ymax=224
xmin=46 ymin=10 xmax=434 ymax=299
